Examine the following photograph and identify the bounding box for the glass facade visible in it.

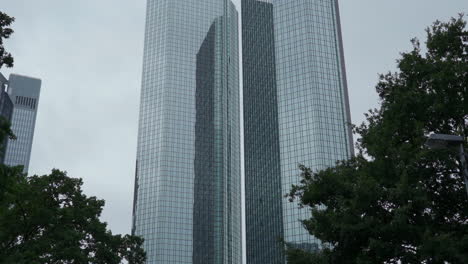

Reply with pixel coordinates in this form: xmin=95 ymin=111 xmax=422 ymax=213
xmin=243 ymin=0 xmax=354 ymax=262
xmin=132 ymin=1 xmax=241 ymax=263
xmin=4 ymin=74 xmax=41 ymax=174
xmin=242 ymin=0 xmax=285 ymax=263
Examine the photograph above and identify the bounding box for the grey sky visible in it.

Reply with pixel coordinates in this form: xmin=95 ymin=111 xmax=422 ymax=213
xmin=1 ymin=0 xmax=467 ymax=243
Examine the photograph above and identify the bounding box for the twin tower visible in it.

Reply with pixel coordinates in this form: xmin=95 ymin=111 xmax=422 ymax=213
xmin=132 ymin=0 xmax=353 ymax=263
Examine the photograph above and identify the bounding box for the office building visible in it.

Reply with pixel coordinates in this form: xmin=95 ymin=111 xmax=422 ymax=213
xmin=4 ymin=74 xmax=41 ymax=173
xmin=0 ymin=73 xmax=13 ymax=123
xmin=0 ymin=73 xmax=8 ymax=92
xmin=132 ymin=1 xmax=241 ymax=263
xmin=0 ymin=73 xmax=14 ymax=163
xmin=0 ymin=73 xmax=13 ymax=124
xmin=242 ymin=0 xmax=354 ymax=263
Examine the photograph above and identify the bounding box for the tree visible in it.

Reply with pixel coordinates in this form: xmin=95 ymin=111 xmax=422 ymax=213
xmin=0 ymin=116 xmax=15 ymax=155
xmin=0 ymin=168 xmax=146 ymax=264
xmin=287 ymin=15 xmax=468 ymax=264
xmin=0 ymin=9 xmax=145 ymax=263
xmin=0 ymin=11 xmax=15 ymax=69
xmin=0 ymin=91 xmax=145 ymax=263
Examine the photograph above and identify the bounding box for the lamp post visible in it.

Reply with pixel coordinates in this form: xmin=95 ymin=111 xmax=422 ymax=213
xmin=425 ymin=134 xmax=468 ymax=196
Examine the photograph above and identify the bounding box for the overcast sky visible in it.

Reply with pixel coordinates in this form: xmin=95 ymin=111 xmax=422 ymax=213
xmin=1 ymin=0 xmax=467 ymax=242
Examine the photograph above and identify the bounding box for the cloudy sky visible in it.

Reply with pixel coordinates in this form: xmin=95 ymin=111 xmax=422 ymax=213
xmin=1 ymin=0 xmax=467 ymax=242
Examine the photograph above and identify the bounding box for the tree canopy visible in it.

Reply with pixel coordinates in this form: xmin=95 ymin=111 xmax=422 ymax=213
xmin=287 ymin=15 xmax=468 ymax=264
xmin=0 ymin=125 xmax=145 ymax=263
xmin=0 ymin=9 xmax=145 ymax=263
xmin=0 ymin=11 xmax=15 ymax=69
xmin=0 ymin=168 xmax=146 ymax=264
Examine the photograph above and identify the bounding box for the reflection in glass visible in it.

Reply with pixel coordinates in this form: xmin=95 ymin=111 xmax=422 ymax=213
xmin=242 ymin=0 xmax=285 ymax=263
xmin=132 ymin=1 xmax=240 ymax=263
xmin=242 ymin=0 xmax=354 ymax=262
xmin=194 ymin=18 xmax=220 ymax=264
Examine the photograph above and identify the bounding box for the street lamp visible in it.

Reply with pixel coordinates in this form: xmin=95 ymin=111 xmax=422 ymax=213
xmin=425 ymin=133 xmax=468 ymax=196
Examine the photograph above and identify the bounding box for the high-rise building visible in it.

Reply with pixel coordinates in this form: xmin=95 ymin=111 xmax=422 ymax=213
xmin=0 ymin=73 xmax=14 ymax=123
xmin=0 ymin=73 xmax=9 ymax=94
xmin=242 ymin=0 xmax=354 ymax=263
xmin=4 ymin=74 xmax=41 ymax=173
xmin=0 ymin=73 xmax=13 ymax=125
xmin=132 ymin=1 xmax=241 ymax=263
xmin=0 ymin=73 xmax=14 ymax=164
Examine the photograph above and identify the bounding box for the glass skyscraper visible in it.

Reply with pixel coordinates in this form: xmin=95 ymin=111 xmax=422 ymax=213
xmin=132 ymin=1 xmax=241 ymax=263
xmin=4 ymin=74 xmax=41 ymax=174
xmin=242 ymin=0 xmax=354 ymax=263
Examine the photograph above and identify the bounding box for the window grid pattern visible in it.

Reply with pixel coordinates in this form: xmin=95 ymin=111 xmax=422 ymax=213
xmin=244 ymin=0 xmax=353 ymax=261
xmin=4 ymin=74 xmax=41 ymax=174
xmin=274 ymin=0 xmax=353 ymax=250
xmin=5 ymin=106 xmax=38 ymax=173
xmin=132 ymin=1 xmax=241 ymax=263
xmin=242 ymin=0 xmax=286 ymax=263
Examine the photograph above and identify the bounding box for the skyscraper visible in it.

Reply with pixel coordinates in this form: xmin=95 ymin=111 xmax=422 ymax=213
xmin=4 ymin=74 xmax=41 ymax=173
xmin=132 ymin=1 xmax=241 ymax=263
xmin=242 ymin=0 xmax=354 ymax=263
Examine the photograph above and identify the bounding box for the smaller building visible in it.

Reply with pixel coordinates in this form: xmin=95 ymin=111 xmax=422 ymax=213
xmin=0 ymin=73 xmax=8 ymax=90
xmin=0 ymin=73 xmax=14 ymax=121
xmin=4 ymin=74 xmax=41 ymax=173
xmin=0 ymin=73 xmax=14 ymax=164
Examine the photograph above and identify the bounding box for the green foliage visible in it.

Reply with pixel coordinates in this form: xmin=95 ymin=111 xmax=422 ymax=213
xmin=0 ymin=116 xmax=15 ymax=161
xmin=0 ymin=11 xmax=15 ymax=69
xmin=0 ymin=168 xmax=146 ymax=263
xmin=287 ymin=246 xmax=332 ymax=264
xmin=0 ymin=116 xmax=15 ymax=142
xmin=0 ymin=9 xmax=145 ymax=263
xmin=287 ymin=15 xmax=468 ymax=264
